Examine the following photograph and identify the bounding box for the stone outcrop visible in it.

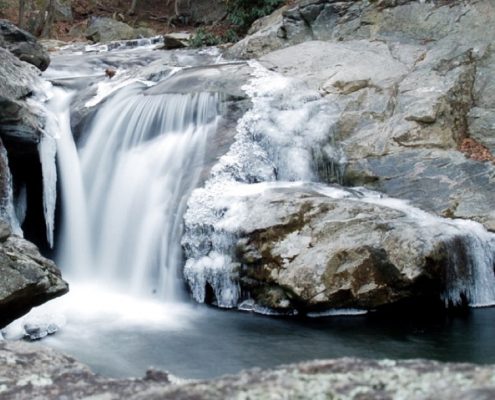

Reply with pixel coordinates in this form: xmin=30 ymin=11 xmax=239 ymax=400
xmin=0 ymin=21 xmax=67 ymax=327
xmin=0 ymin=47 xmax=45 ymax=153
xmin=224 ymin=0 xmax=495 ymax=231
xmin=85 ymin=17 xmax=155 ymax=43
xmin=0 ymin=221 xmax=68 ymax=328
xmin=184 ymin=184 xmax=495 ymax=312
xmin=0 ymin=19 xmax=50 ymax=71
xmin=1 ymin=340 xmax=495 ymax=400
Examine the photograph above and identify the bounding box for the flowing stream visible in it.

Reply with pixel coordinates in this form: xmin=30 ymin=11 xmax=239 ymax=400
xmin=4 ymin=42 xmax=495 ymax=379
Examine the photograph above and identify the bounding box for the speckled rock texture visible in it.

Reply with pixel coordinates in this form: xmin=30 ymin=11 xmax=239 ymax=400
xmin=184 ymin=184 xmax=495 ymax=312
xmin=0 ymin=19 xmax=50 ymax=71
xmin=85 ymin=17 xmax=155 ymax=43
xmin=0 ymin=221 xmax=68 ymax=328
xmin=1 ymin=340 xmax=495 ymax=400
xmin=226 ymin=0 xmax=495 ymax=231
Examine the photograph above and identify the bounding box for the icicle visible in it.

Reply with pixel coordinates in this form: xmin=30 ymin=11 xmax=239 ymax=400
xmin=15 ymin=184 xmax=27 ymax=226
xmin=0 ymin=140 xmax=22 ymax=236
xmin=38 ymin=133 xmax=58 ymax=248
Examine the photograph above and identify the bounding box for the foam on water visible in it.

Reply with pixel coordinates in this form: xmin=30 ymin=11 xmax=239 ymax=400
xmin=2 ymin=282 xmax=195 ymax=341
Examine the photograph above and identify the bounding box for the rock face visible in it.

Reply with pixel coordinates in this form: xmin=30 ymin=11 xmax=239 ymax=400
xmin=1 ymin=341 xmax=495 ymax=400
xmin=0 ymin=221 xmax=68 ymax=328
xmin=0 ymin=21 xmax=67 ymax=327
xmin=184 ymin=185 xmax=495 ymax=312
xmin=0 ymin=19 xmax=50 ymax=71
xmin=0 ymin=341 xmax=170 ymax=399
xmin=224 ymin=0 xmax=495 ymax=231
xmin=53 ymin=0 xmax=73 ymax=23
xmin=85 ymin=17 xmax=155 ymax=43
xmin=0 ymin=47 xmax=45 ymax=152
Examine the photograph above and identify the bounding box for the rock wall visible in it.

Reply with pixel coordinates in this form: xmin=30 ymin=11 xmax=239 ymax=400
xmin=226 ymin=0 xmax=495 ymax=230
xmin=0 ymin=20 xmax=68 ymax=327
xmin=0 ymin=221 xmax=68 ymax=328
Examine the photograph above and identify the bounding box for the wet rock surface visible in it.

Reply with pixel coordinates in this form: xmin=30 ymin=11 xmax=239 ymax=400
xmin=0 ymin=221 xmax=68 ymax=328
xmin=1 ymin=340 xmax=495 ymax=400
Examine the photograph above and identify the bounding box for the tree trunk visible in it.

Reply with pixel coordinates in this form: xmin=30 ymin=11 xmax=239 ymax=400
xmin=128 ymin=0 xmax=138 ymax=15
xmin=40 ymin=0 xmax=55 ymax=38
xmin=18 ymin=0 xmax=26 ymax=28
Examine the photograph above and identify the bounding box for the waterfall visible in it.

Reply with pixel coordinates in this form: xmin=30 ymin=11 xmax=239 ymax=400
xmin=54 ymin=81 xmax=220 ymax=300
xmin=50 ymin=88 xmax=93 ymax=278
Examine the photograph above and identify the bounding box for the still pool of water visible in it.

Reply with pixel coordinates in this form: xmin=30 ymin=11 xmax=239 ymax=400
xmin=13 ymin=284 xmax=493 ymax=380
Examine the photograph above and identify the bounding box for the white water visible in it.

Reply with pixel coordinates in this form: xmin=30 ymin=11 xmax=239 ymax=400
xmin=54 ymin=80 xmax=220 ymax=300
xmin=50 ymin=88 xmax=94 ymax=277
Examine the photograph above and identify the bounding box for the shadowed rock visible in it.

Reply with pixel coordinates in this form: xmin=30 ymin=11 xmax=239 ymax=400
xmin=0 ymin=19 xmax=50 ymax=71
xmin=0 ymin=221 xmax=68 ymax=328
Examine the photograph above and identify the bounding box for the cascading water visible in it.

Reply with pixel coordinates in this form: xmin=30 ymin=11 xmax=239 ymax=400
xmin=53 ymin=79 xmax=220 ymax=300
xmin=4 ymin=42 xmax=495 ymax=381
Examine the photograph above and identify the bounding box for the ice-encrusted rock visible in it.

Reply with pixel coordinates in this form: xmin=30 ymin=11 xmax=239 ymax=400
xmin=1 ymin=340 xmax=495 ymax=400
xmin=0 ymin=221 xmax=68 ymax=328
xmin=226 ymin=0 xmax=495 ymax=230
xmin=184 ymin=183 xmax=495 ymax=312
xmin=182 ymin=62 xmax=347 ymax=308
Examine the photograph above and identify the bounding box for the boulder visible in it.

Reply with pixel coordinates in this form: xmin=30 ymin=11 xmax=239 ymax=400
xmin=0 ymin=19 xmax=50 ymax=71
xmin=53 ymin=0 xmax=73 ymax=23
xmin=1 ymin=341 xmax=495 ymax=400
xmin=345 ymin=150 xmax=495 ymax=232
xmin=183 ymin=184 xmax=495 ymax=312
xmin=0 ymin=47 xmax=45 ymax=153
xmin=85 ymin=17 xmax=155 ymax=43
xmin=0 ymin=221 xmax=68 ymax=328
xmin=161 ymin=34 xmax=187 ymax=50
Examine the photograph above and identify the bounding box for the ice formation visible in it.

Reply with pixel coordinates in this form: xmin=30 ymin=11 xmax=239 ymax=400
xmin=182 ymin=62 xmax=495 ymax=312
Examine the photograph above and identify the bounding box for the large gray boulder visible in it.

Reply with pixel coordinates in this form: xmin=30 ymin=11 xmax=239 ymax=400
xmin=1 ymin=340 xmax=495 ymax=400
xmin=0 ymin=221 xmax=68 ymax=328
xmin=0 ymin=19 xmax=50 ymax=71
xmin=183 ymin=185 xmax=495 ymax=312
xmin=85 ymin=17 xmax=155 ymax=43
